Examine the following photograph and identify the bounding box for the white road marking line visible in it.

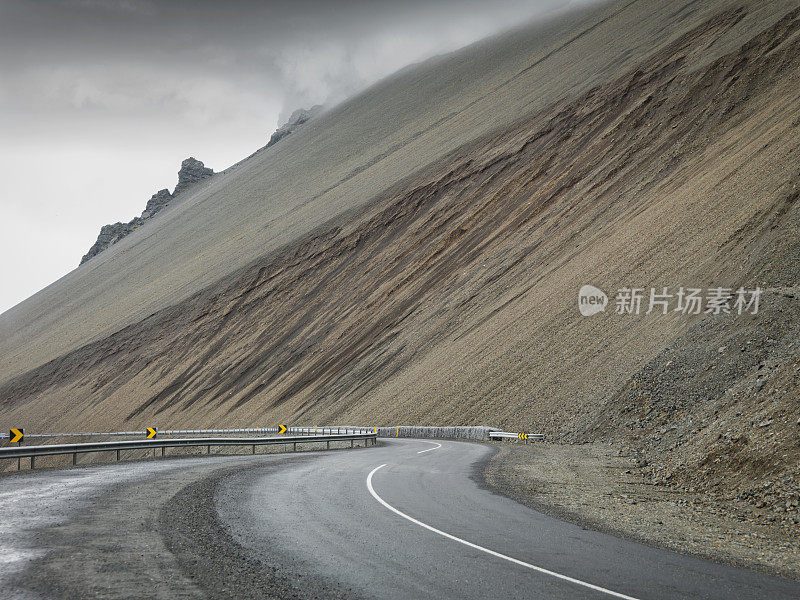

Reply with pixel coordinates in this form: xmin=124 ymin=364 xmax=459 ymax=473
xmin=417 ymin=442 xmax=442 ymax=454
xmin=366 ymin=464 xmax=643 ymax=600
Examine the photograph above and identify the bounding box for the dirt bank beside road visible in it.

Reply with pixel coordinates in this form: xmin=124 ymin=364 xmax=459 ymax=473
xmin=484 ymin=442 xmax=800 ymax=581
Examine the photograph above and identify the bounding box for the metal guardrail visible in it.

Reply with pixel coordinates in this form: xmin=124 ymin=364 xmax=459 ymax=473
xmin=287 ymin=427 xmax=374 ymax=435
xmin=488 ymin=431 xmax=545 ymax=441
xmin=0 ymin=433 xmax=377 ymax=470
xmin=1 ymin=426 xmax=374 ymax=441
xmin=2 ymin=427 xmax=280 ymax=440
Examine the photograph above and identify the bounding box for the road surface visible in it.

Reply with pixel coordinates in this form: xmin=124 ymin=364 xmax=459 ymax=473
xmin=1 ymin=439 xmax=797 ymax=599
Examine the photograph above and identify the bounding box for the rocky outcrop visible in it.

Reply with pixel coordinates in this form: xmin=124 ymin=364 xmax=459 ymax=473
xmin=81 ymin=109 xmax=318 ymax=265
xmin=172 ymin=157 xmax=214 ymax=197
xmin=141 ymin=189 xmax=173 ymax=220
xmin=80 ymin=220 xmax=144 ymax=264
xmin=267 ymin=105 xmax=322 ymax=147
xmin=80 ymin=158 xmax=213 ymax=265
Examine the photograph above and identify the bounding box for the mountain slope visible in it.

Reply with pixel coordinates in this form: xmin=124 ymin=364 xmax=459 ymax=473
xmin=0 ymin=0 xmax=790 ymax=384
xmin=1 ymin=0 xmax=796 ymax=421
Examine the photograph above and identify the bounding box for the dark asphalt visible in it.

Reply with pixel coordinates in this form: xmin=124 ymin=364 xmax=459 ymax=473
xmin=1 ymin=439 xmax=798 ymax=599
xmin=215 ymin=439 xmax=799 ymax=600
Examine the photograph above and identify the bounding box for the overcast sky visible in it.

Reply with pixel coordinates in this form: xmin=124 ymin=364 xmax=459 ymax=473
xmin=0 ymin=0 xmax=592 ymax=314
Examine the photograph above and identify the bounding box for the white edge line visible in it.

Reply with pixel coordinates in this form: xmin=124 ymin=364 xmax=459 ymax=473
xmin=366 ymin=464 xmax=642 ymax=600
xmin=417 ymin=442 xmax=442 ymax=454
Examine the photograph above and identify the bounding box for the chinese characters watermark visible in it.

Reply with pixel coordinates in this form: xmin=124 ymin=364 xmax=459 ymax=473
xmin=578 ymin=285 xmax=760 ymax=316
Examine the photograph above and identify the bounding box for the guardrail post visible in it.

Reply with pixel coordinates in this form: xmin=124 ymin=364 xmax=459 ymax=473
xmin=351 ymin=439 xmax=354 ymax=448
xmin=293 ymin=442 xmax=297 ymax=452
xmin=326 ymin=440 xmax=330 ymax=450
xmin=252 ymin=444 xmax=256 ymax=455
xmin=207 ymin=445 xmax=211 ymax=455
xmin=73 ymin=453 xmax=77 ymax=466
xmin=30 ymin=456 xmax=35 ymax=469
xmin=116 ymin=449 xmax=120 ymax=461
xmin=161 ymin=447 xmax=165 ymax=457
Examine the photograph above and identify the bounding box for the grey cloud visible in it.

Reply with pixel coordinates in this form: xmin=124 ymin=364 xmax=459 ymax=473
xmin=1 ymin=0 xmax=584 ymax=128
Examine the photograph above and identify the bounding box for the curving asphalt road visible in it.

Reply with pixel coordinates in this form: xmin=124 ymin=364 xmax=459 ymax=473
xmin=2 ymin=439 xmax=798 ymax=599
xmin=216 ymin=439 xmax=798 ymax=600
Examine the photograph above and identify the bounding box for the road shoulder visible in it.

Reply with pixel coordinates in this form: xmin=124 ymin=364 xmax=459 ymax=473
xmin=160 ymin=457 xmax=368 ymax=600
xmin=13 ymin=460 xmax=218 ymax=599
xmin=483 ymin=441 xmax=800 ymax=582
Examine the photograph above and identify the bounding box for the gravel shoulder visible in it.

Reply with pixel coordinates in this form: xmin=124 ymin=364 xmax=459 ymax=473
xmin=483 ymin=441 xmax=800 ymax=582
xmin=11 ymin=459 xmax=222 ymax=599
xmin=160 ymin=453 xmax=368 ymax=600
xmin=9 ymin=452 xmax=358 ymax=600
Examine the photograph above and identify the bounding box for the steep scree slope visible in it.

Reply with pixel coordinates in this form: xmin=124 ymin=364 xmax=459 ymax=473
xmin=1 ymin=0 xmax=789 ymax=384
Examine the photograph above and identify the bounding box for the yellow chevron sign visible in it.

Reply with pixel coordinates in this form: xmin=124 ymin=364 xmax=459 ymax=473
xmin=518 ymin=433 xmax=528 ymax=440
xmin=9 ymin=428 xmax=23 ymax=443
xmin=146 ymin=427 xmax=157 ymax=439
xmin=278 ymin=425 xmax=287 ymax=434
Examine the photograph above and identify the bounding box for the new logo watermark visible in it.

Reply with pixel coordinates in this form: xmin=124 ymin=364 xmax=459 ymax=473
xmin=578 ymin=285 xmax=608 ymax=316
xmin=578 ymin=286 xmax=760 ymax=316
